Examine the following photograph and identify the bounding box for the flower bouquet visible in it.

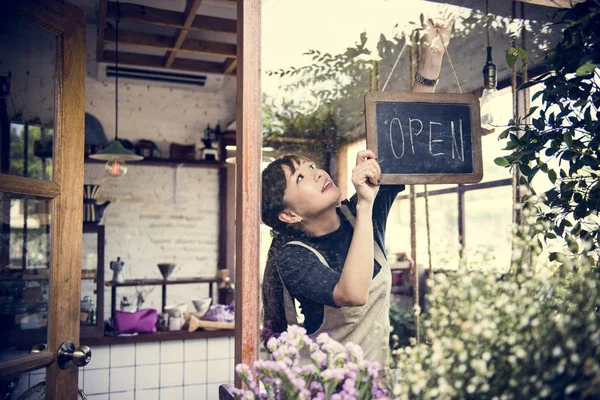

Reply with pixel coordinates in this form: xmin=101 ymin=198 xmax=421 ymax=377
xmin=233 ymin=325 xmax=390 ymax=399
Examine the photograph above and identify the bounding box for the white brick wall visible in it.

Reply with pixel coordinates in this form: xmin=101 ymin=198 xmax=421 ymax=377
xmin=84 ymin=164 xmax=221 ymax=321
xmin=81 ymin=22 xmax=235 ymax=320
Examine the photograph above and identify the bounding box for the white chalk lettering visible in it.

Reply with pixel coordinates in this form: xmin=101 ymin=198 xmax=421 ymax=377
xmin=428 ymin=121 xmax=444 ymax=157
xmin=389 ymin=117 xmax=405 ymax=159
xmin=409 ymin=118 xmax=423 ymax=155
xmin=451 ymin=119 xmax=465 ymax=161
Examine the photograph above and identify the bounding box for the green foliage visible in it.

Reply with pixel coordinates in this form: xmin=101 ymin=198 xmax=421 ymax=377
xmin=392 ymin=259 xmax=600 ymax=399
xmin=498 ymin=1 xmax=600 ymax=255
xmin=389 ymin=307 xmax=416 ymax=349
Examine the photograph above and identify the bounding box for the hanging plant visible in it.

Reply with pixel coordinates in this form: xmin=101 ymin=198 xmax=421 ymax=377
xmin=494 ymin=1 xmax=600 ymax=259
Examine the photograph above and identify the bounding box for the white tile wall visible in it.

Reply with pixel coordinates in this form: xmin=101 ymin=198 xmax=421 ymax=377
xmin=136 ymin=342 xmax=160 ymax=365
xmin=184 ymin=360 xmax=207 ymax=386
xmin=161 ymin=362 xmax=184 ymax=388
xmin=109 ymin=391 xmax=134 ymax=400
xmin=136 ymin=364 xmax=160 ymax=390
xmin=87 ymin=395 xmax=109 ymax=400
xmin=69 ymin=338 xmax=234 ymax=399
xmin=161 ymin=341 xmax=184 ymax=364
xmin=136 ymin=388 xmax=160 ymax=400
xmin=184 ymin=339 xmax=207 ymax=361
xmin=207 ymin=338 xmax=230 ymax=360
xmin=207 ymin=359 xmax=231 ymax=384
xmin=111 ymin=344 xmax=136 ymax=368
xmin=184 ymin=384 xmax=207 ymax=400
xmin=160 ymin=386 xmax=183 ymax=399
xmin=85 ymin=368 xmax=110 ymax=395
xmin=110 ymin=366 xmax=135 ymax=392
xmin=87 ymin=345 xmax=110 ymax=369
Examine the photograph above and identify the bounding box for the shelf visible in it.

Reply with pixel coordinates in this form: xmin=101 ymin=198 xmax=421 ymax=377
xmin=83 ymin=328 xmax=234 ymax=345
xmin=106 ymin=277 xmax=219 ymax=287
xmin=85 ymin=157 xmax=224 ymax=169
xmin=0 ymin=269 xmax=97 ymax=281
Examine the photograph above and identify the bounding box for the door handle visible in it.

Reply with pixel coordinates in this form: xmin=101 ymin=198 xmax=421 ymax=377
xmin=57 ymin=341 xmax=92 ymax=369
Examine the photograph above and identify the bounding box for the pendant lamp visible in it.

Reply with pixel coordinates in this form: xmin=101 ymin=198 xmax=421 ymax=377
xmin=480 ymin=0 xmax=498 ymax=133
xmin=89 ymin=1 xmax=142 ymax=177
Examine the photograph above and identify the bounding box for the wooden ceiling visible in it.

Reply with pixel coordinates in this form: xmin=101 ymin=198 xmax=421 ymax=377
xmin=96 ymin=0 xmax=237 ymax=76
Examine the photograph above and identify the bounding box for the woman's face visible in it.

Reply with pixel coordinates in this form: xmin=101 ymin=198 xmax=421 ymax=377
xmin=280 ymin=159 xmax=342 ymax=221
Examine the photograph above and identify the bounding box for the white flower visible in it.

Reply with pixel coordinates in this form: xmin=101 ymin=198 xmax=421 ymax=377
xmin=570 ymin=353 xmax=581 ymax=364
xmin=565 ymin=384 xmax=577 ymax=395
xmin=552 ymin=346 xmax=562 ymax=357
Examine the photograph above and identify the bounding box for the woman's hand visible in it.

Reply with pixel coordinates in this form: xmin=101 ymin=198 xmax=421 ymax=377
xmin=413 ymin=8 xmax=455 ymax=93
xmin=424 ymin=9 xmax=455 ymax=56
xmin=352 ymin=150 xmax=381 ymax=205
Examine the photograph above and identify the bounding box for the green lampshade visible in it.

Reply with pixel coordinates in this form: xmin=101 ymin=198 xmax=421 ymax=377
xmin=89 ymin=140 xmax=143 ymax=161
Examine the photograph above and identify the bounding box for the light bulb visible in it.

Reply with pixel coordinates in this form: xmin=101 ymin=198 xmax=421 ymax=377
xmin=480 ymin=87 xmax=499 ymax=132
xmin=481 ymin=46 xmax=498 ymax=133
xmin=105 ymin=158 xmax=127 ymax=177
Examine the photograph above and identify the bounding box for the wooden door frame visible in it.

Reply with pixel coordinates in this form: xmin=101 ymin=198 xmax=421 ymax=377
xmin=233 ymin=0 xmax=261 ymax=386
xmin=0 ymin=2 xmax=86 ymax=398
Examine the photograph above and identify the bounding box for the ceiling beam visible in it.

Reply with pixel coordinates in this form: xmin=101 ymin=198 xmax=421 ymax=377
xmin=165 ymin=0 xmax=204 ymax=68
xmin=105 ymin=28 xmax=236 ymax=58
xmin=103 ymin=50 xmax=224 ymax=75
xmin=514 ymin=0 xmax=584 ymax=7
xmin=96 ymin=0 xmax=108 ymax=61
xmin=222 ymin=58 xmax=237 ymax=75
xmin=106 ymin=2 xmax=236 ymax=35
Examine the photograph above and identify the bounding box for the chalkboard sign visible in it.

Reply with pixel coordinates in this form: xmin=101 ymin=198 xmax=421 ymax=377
xmin=365 ymin=92 xmax=483 ymax=184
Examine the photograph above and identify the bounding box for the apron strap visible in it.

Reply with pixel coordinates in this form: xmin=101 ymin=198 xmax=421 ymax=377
xmin=276 ymin=240 xmax=332 ymax=326
xmin=338 ymin=204 xmax=388 ymax=270
xmin=276 ymin=205 xmax=389 ymax=326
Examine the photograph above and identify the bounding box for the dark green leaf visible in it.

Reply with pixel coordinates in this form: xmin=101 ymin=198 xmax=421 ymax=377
xmin=549 ymin=170 xmax=557 ymax=184
xmin=520 ymin=164 xmax=532 ymax=176
xmin=506 ymin=47 xmax=519 ymax=70
xmin=533 ymin=118 xmax=545 ymax=131
xmin=575 ymin=62 xmax=599 ymax=76
xmin=566 ymin=235 xmax=579 ymax=253
xmin=519 ymin=81 xmax=541 ymax=91
xmin=494 ymin=157 xmax=510 ymax=167
xmin=564 ymin=131 xmax=573 ymax=147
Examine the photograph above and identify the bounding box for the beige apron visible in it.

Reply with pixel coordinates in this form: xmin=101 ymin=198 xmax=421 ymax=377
xmin=277 ymin=205 xmax=392 ymax=368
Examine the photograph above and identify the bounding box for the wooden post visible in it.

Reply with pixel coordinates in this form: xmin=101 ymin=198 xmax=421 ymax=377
xmin=234 ymin=0 xmax=261 ymax=388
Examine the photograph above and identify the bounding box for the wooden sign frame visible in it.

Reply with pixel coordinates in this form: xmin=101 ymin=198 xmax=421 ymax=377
xmin=365 ymin=91 xmax=483 ymax=185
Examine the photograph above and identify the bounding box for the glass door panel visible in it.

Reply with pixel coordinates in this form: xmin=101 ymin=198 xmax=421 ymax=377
xmin=0 ymin=12 xmax=56 ymax=181
xmin=0 ymin=193 xmax=52 ymax=362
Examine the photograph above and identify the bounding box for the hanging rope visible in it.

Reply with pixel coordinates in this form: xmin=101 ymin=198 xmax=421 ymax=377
xmin=381 ymin=40 xmax=409 ymax=92
xmin=435 ymin=28 xmax=462 ymax=94
xmin=115 ymin=1 xmax=121 ymax=141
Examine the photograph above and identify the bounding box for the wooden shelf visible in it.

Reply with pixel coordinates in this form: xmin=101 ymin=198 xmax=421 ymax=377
xmin=85 ymin=157 xmax=224 ymax=169
xmin=0 ymin=269 xmax=96 ymax=281
xmin=106 ymin=277 xmax=219 ymax=287
xmin=83 ymin=328 xmax=234 ymax=346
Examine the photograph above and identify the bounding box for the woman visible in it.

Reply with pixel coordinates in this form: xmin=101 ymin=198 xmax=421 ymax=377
xmin=261 ymin=16 xmax=453 ymax=367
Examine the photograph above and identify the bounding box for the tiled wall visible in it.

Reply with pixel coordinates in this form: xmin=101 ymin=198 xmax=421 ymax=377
xmin=12 ymin=337 xmax=235 ymax=400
